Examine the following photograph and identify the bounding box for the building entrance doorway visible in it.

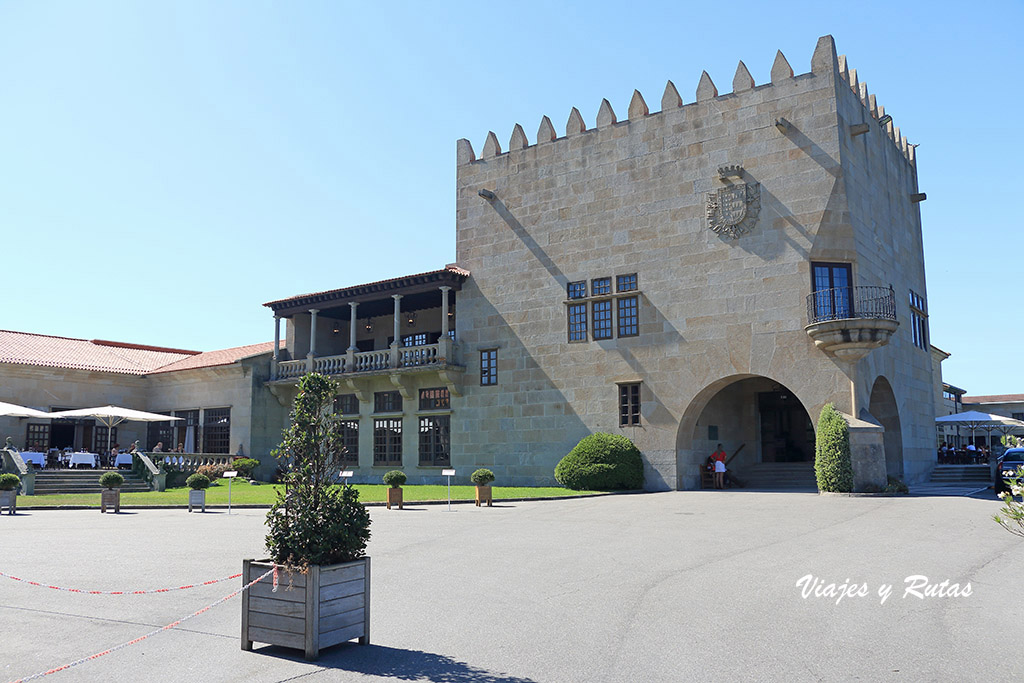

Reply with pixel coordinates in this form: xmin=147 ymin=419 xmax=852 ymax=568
xmin=50 ymin=421 xmax=75 ymax=450
xmin=758 ymin=391 xmax=815 ymax=463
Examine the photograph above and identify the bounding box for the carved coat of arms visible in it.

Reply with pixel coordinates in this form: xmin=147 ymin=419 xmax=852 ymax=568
xmin=705 ymin=172 xmax=761 ymax=239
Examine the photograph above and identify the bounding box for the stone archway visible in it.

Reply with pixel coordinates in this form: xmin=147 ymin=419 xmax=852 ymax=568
xmin=868 ymin=376 xmax=903 ymax=478
xmin=675 ymin=374 xmax=816 ymax=490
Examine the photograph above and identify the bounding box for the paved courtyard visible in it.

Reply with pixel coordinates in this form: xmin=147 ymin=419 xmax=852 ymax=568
xmin=3 ymin=491 xmax=1021 ymax=682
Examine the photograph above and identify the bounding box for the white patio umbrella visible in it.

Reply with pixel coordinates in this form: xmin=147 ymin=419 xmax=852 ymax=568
xmin=45 ymin=405 xmax=181 ymax=454
xmin=936 ymin=410 xmax=1024 ymax=458
xmin=0 ymin=401 xmax=52 ymax=419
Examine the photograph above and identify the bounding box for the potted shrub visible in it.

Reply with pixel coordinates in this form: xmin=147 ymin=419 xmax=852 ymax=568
xmin=382 ymin=470 xmax=406 ymax=510
xmin=0 ymin=473 xmax=20 ymax=515
xmin=99 ymin=471 xmax=124 ymax=513
xmin=242 ymin=373 xmax=372 ymax=661
xmin=186 ymin=472 xmax=210 ymax=513
xmin=471 ymin=468 xmax=495 ymax=507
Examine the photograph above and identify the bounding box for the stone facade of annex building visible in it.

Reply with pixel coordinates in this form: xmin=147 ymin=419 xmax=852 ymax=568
xmin=268 ymin=34 xmax=937 ymax=491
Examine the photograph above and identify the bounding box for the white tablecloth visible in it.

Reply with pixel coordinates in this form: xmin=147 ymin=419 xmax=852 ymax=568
xmin=115 ymin=453 xmax=134 ymax=467
xmin=68 ymin=452 xmax=97 ymax=468
xmin=21 ymin=451 xmax=45 ymax=466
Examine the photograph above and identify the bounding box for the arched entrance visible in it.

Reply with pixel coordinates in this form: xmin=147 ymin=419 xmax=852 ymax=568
xmin=676 ymin=375 xmax=816 ymax=490
xmin=868 ymin=376 xmax=902 ymax=478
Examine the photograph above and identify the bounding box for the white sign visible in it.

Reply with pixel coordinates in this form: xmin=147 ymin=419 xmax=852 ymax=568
xmin=340 ymin=470 xmax=354 ymax=478
xmin=442 ymin=469 xmax=456 ymax=476
xmin=223 ymin=471 xmax=238 ymax=478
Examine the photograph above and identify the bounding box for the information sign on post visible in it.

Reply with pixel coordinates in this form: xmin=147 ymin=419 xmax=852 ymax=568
xmin=223 ymin=471 xmax=238 ymax=514
xmin=340 ymin=470 xmax=354 ymax=487
xmin=442 ymin=469 xmax=456 ymax=511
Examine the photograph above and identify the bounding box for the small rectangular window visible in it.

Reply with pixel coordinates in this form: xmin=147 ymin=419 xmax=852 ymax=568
xmin=202 ymin=407 xmax=231 ymax=454
xmin=568 ymin=303 xmax=588 ymax=342
xmin=335 ymin=394 xmax=359 ymax=415
xmin=373 ymin=418 xmax=402 ymax=466
xmin=909 ymin=289 xmax=928 ymax=351
xmin=481 ymin=349 xmax=498 ymax=385
xmin=419 ymin=387 xmax=451 ymax=410
xmin=26 ymin=423 xmax=50 ymax=451
xmin=402 ymin=333 xmax=427 ymax=347
xmin=567 ymin=281 xmax=587 ymax=299
xmin=593 ymin=301 xmax=613 ymax=340
xmin=418 ymin=415 xmax=451 ymax=466
xmin=617 ymin=296 xmax=638 ymax=337
xmin=592 ymin=277 xmax=611 ymax=296
xmin=616 ymin=273 xmax=638 ymax=292
xmin=340 ymin=419 xmax=358 ymax=464
xmin=374 ymin=391 xmax=402 ymax=413
xmin=619 ymin=383 xmax=641 ymax=426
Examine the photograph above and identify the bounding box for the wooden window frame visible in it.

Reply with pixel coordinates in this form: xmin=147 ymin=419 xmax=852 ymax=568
xmin=373 ymin=418 xmax=402 ymax=466
xmin=481 ymin=349 xmax=498 ymax=386
xmin=619 ymin=383 xmax=641 ymax=426
xmin=418 ymin=415 xmax=451 ymax=467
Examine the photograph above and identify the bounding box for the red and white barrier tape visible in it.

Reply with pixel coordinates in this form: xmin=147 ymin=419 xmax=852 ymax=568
xmin=0 ymin=570 xmax=242 ymax=594
xmin=7 ymin=567 xmax=275 ymax=683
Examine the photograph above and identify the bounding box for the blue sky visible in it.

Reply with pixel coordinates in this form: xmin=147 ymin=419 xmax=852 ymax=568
xmin=1 ymin=1 xmax=1020 ymax=395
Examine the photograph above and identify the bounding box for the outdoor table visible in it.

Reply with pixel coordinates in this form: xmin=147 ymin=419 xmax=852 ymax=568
xmin=20 ymin=451 xmax=45 ymax=467
xmin=115 ymin=452 xmax=134 ymax=467
xmin=68 ymin=452 xmax=98 ymax=468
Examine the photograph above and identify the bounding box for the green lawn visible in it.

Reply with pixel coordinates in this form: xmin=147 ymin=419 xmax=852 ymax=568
xmin=19 ymin=479 xmax=606 ymax=507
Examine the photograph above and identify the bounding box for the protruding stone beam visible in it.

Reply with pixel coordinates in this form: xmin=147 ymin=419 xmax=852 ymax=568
xmin=850 ymin=123 xmax=870 ymax=137
xmin=732 ymin=60 xmax=754 ymax=92
xmin=509 ymin=123 xmax=528 ymax=150
xmin=457 ymin=138 xmax=476 ymax=165
xmin=910 ymin=192 xmax=927 ymax=203
xmin=389 ymin=373 xmax=413 ymax=401
xmin=774 ymin=117 xmax=791 ymax=134
xmin=596 ymin=98 xmax=617 ymax=127
xmin=566 ymin=107 xmax=586 ymax=136
xmin=344 ymin=378 xmax=370 ymax=404
xmin=811 ymin=34 xmax=838 ymax=75
xmin=771 ymin=50 xmax=793 ymax=83
xmin=627 ymin=90 xmax=648 ymax=119
xmin=537 ymin=115 xmax=556 ymax=143
xmin=482 ymin=131 xmax=501 ymax=158
xmin=696 ymin=71 xmax=717 ymax=101
xmin=661 ymin=80 xmax=682 ymax=110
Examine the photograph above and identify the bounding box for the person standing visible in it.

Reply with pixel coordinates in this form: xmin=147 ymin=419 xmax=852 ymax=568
xmin=711 ymin=443 xmax=727 ymax=489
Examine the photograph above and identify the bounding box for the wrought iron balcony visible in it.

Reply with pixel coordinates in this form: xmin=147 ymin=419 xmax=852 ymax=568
xmin=805 ymin=286 xmax=899 ymax=361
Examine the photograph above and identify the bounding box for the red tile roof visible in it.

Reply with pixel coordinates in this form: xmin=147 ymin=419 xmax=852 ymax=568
xmin=149 ymin=341 xmax=279 ymax=374
xmin=0 ymin=330 xmax=277 ymax=376
xmin=962 ymin=394 xmax=1024 ymax=404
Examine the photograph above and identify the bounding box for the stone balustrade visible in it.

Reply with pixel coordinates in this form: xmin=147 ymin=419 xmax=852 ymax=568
xmin=277 ymin=360 xmax=306 ymax=379
xmin=272 ymin=343 xmax=451 ymax=380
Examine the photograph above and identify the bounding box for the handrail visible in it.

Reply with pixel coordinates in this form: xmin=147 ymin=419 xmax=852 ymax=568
xmin=807 ymin=285 xmax=896 ymax=325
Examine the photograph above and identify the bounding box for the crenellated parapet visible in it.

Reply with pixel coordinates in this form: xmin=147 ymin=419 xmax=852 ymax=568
xmin=457 ymin=34 xmax=916 ymax=168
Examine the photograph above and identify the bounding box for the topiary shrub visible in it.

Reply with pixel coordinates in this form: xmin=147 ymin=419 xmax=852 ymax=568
xmin=814 ymin=403 xmax=853 ymax=492
xmin=232 ymin=457 xmax=260 ymax=478
xmin=555 ymin=433 xmax=644 ymax=491
xmin=0 ymin=473 xmax=20 ymax=491
xmin=186 ymin=473 xmax=211 ymax=490
xmin=99 ymin=472 xmax=124 ymax=489
xmin=471 ymin=468 xmax=495 ymax=486
xmin=266 ymin=373 xmax=371 ymax=568
xmin=382 ymin=470 xmax=406 ymax=488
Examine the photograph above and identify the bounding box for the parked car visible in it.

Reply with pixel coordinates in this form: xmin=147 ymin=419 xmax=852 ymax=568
xmin=995 ymin=448 xmax=1024 ymax=494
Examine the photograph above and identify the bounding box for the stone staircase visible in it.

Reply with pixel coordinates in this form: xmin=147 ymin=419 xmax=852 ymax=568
xmin=928 ymin=465 xmax=991 ymax=486
xmin=733 ymin=462 xmax=818 ymax=491
xmin=32 ymin=469 xmax=151 ymax=495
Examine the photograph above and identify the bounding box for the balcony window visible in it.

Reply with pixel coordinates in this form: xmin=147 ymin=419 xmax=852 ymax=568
xmin=811 ymin=262 xmax=853 ymax=320
xmin=403 ymin=333 xmax=427 ymax=347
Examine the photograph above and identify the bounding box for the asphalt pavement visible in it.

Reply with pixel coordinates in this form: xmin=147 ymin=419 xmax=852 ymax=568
xmin=2 ymin=490 xmax=1021 ymax=682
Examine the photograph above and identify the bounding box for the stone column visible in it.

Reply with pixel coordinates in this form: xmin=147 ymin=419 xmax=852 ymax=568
xmin=347 ymin=302 xmax=358 ymax=372
xmin=390 ymin=295 xmax=402 ymax=369
xmin=271 ymin=316 xmax=280 ymax=379
xmin=307 ymin=309 xmax=319 ymax=373
xmin=438 ymin=286 xmax=453 ymax=364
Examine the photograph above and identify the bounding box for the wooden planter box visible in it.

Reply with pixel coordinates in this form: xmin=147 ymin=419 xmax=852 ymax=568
xmin=188 ymin=489 xmax=206 ymax=513
xmin=386 ymin=487 xmax=403 ymax=510
xmin=100 ymin=489 xmax=120 ymax=513
xmin=0 ymin=490 xmax=16 ymax=515
xmin=241 ymin=557 xmax=370 ymax=660
xmin=475 ymin=485 xmax=493 ymax=507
